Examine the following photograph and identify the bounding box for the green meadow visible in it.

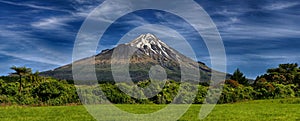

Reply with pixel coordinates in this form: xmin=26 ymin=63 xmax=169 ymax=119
xmin=0 ymin=98 xmax=299 ymax=121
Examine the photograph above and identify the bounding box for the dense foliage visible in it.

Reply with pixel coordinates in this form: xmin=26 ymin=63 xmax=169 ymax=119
xmin=0 ymin=64 xmax=299 ymax=105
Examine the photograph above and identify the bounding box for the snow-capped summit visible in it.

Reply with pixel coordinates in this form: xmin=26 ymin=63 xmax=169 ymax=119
xmin=126 ymin=33 xmax=174 ymax=59
xmin=128 ymin=33 xmax=168 ymax=48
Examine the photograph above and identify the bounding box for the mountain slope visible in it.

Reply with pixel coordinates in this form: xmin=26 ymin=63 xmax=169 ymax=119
xmin=41 ymin=33 xmax=225 ymax=82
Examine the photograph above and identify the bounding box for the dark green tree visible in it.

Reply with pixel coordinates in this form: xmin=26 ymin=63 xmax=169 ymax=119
xmin=265 ymin=63 xmax=300 ymax=85
xmin=10 ymin=66 xmax=32 ymax=93
xmin=230 ymin=68 xmax=248 ymax=85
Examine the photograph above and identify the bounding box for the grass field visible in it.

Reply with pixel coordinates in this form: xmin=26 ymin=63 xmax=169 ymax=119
xmin=0 ymin=98 xmax=299 ymax=121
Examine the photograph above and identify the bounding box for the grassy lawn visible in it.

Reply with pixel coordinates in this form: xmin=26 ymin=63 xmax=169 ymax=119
xmin=0 ymin=98 xmax=299 ymax=121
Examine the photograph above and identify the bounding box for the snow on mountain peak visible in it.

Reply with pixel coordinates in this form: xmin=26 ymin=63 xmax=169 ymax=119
xmin=127 ymin=33 xmax=173 ymax=57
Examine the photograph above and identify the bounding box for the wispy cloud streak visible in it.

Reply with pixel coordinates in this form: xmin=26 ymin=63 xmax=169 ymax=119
xmin=0 ymin=0 xmax=70 ymax=13
xmin=263 ymin=2 xmax=299 ymax=10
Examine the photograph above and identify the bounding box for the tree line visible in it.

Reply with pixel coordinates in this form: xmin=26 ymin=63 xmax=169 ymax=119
xmin=0 ymin=63 xmax=299 ymax=106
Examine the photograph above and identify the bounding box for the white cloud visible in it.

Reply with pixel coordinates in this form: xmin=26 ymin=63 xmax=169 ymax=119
xmin=214 ymin=9 xmax=244 ymax=16
xmin=31 ymin=17 xmax=70 ymax=30
xmin=216 ymin=17 xmax=241 ymax=28
xmin=0 ymin=1 xmax=105 ymax=66
xmin=0 ymin=51 xmax=63 ymax=65
xmin=0 ymin=0 xmax=70 ymax=13
xmin=0 ymin=24 xmax=71 ymax=66
xmin=245 ymin=54 xmax=300 ymax=62
xmin=264 ymin=2 xmax=299 ymax=10
xmin=221 ymin=24 xmax=300 ymax=40
xmin=30 ymin=0 xmax=108 ymax=31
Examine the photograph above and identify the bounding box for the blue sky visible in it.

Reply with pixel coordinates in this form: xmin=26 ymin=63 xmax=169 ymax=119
xmin=0 ymin=0 xmax=300 ymax=79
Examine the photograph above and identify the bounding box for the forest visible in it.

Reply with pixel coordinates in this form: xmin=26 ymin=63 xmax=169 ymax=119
xmin=0 ymin=63 xmax=299 ymax=106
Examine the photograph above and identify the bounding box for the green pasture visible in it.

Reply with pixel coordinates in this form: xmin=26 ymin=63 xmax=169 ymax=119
xmin=0 ymin=98 xmax=299 ymax=121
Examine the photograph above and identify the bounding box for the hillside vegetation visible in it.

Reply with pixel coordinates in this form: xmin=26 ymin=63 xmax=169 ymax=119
xmin=0 ymin=63 xmax=299 ymax=105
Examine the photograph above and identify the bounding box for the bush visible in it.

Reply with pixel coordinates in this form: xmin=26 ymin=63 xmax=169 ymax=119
xmin=218 ymin=85 xmax=255 ymax=103
xmin=33 ymin=80 xmax=79 ymax=105
xmin=273 ymin=84 xmax=295 ymax=98
xmin=193 ymin=85 xmax=208 ymax=104
xmin=225 ymin=80 xmax=240 ymax=88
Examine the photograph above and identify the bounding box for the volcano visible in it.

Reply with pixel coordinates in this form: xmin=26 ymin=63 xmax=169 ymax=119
xmin=41 ymin=33 xmax=226 ymax=82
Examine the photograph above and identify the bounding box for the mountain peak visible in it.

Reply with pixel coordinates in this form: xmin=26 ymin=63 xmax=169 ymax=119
xmin=128 ymin=33 xmax=159 ymax=46
xmin=143 ymin=33 xmax=157 ymax=39
xmin=41 ymin=33 xmax=222 ymax=82
xmin=127 ymin=33 xmax=170 ymax=50
xmin=126 ymin=33 xmax=173 ymax=57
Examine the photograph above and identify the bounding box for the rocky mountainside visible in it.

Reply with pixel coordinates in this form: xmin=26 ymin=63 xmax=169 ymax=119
xmin=41 ymin=33 xmax=226 ymax=82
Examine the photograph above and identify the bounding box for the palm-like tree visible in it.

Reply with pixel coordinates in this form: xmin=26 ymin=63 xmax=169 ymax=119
xmin=10 ymin=66 xmax=32 ymax=93
xmin=29 ymin=71 xmax=41 ymax=85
